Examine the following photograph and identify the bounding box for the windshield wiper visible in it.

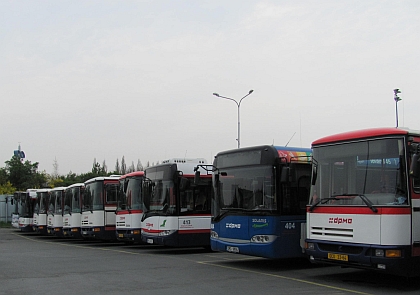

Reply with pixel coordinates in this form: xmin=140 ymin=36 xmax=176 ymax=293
xmin=309 ymin=194 xmax=377 ymax=213
xmin=334 ymin=193 xmax=377 ymax=213
xmin=309 ymin=197 xmax=340 ymax=211
xmin=356 ymin=194 xmax=378 ymax=213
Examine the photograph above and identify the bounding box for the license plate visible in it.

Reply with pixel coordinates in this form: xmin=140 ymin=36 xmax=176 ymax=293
xmin=82 ymin=231 xmax=87 ymax=235
xmin=227 ymin=246 xmax=239 ymax=253
xmin=147 ymin=238 xmax=154 ymax=244
xmin=328 ymin=253 xmax=348 ymax=261
xmin=118 ymin=234 xmax=124 ymax=238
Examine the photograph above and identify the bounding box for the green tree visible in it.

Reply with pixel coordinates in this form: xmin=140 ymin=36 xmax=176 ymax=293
xmin=0 ymin=181 xmax=15 ymax=194
xmin=114 ymin=158 xmax=120 ymax=175
xmin=5 ymin=155 xmax=47 ymax=190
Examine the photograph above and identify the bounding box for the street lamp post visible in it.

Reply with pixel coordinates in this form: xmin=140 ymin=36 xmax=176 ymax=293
xmin=213 ymin=90 xmax=254 ymax=148
xmin=394 ymin=88 xmax=401 ymax=127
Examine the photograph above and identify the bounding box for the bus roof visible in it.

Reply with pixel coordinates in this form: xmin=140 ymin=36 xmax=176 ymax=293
xmin=215 ymin=145 xmax=311 ymax=164
xmin=26 ymin=189 xmax=37 ymax=198
xmin=146 ymin=159 xmax=210 ymax=175
xmin=312 ymin=127 xmax=420 ymax=146
xmin=119 ymin=171 xmax=145 ymax=180
xmin=84 ymin=176 xmax=120 ymax=184
xmin=161 ymin=158 xmax=207 ymax=165
xmin=65 ymin=183 xmax=84 ymax=189
xmin=50 ymin=186 xmax=67 ymax=191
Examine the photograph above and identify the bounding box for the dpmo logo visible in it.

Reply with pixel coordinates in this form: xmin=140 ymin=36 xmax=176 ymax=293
xmin=329 ymin=217 xmax=352 ymax=224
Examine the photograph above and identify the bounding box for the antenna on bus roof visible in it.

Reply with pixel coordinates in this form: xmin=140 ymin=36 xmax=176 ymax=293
xmin=285 ymin=132 xmax=296 ymax=147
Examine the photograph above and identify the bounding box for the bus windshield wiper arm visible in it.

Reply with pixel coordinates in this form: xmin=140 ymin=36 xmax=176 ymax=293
xmin=330 ymin=193 xmax=378 ymax=213
xmin=357 ymin=194 xmax=378 ymax=213
xmin=309 ymin=197 xmax=339 ymax=211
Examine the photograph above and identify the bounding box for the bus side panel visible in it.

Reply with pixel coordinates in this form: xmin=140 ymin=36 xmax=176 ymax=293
xmin=412 ymin=199 xmax=420 ymax=256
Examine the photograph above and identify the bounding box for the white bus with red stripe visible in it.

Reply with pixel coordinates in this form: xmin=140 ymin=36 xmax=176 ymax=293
xmin=17 ymin=189 xmax=37 ymax=231
xmin=47 ymin=186 xmax=66 ymax=237
xmin=305 ymin=127 xmax=420 ymax=276
xmin=116 ymin=171 xmax=145 ymax=243
xmin=63 ymin=183 xmax=84 ymax=238
xmin=141 ymin=158 xmax=212 ymax=247
xmin=33 ymin=188 xmax=51 ymax=234
xmin=81 ymin=176 xmax=119 ymax=241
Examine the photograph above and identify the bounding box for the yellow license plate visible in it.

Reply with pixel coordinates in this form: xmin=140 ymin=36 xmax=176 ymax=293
xmin=328 ymin=253 xmax=348 ymax=261
xmin=118 ymin=233 xmax=124 ymax=238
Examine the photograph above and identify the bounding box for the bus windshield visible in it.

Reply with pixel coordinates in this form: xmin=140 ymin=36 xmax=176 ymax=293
xmin=310 ymin=138 xmax=408 ymax=207
xmin=35 ymin=192 xmax=49 ymax=214
xmin=18 ymin=193 xmax=29 ymax=216
xmin=215 ymin=165 xmax=276 ymax=211
xmin=83 ymin=182 xmax=104 ymax=211
xmin=54 ymin=191 xmax=63 ymax=215
xmin=117 ymin=177 xmax=143 ymax=210
xmin=143 ymin=179 xmax=175 ymax=214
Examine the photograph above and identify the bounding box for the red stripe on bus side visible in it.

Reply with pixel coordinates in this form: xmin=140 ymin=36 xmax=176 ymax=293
xmin=307 ymin=206 xmax=411 ymax=215
xmin=179 ymin=229 xmax=210 ymax=234
xmin=116 ymin=210 xmax=143 ymax=215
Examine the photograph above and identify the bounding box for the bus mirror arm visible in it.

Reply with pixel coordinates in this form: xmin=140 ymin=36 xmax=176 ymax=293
xmin=194 ymin=171 xmax=200 ymax=186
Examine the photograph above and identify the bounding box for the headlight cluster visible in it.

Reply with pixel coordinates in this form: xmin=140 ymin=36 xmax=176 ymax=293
xmin=158 ymin=230 xmax=176 ymax=236
xmin=251 ymin=235 xmax=275 ymax=243
xmin=210 ymin=230 xmax=218 ymax=239
xmin=375 ymin=249 xmax=402 ymax=258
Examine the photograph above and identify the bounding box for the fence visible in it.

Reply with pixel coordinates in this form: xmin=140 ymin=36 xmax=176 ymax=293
xmin=0 ymin=195 xmax=14 ymax=223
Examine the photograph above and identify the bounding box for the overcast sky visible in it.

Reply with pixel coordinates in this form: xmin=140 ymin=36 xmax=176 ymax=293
xmin=1 ymin=0 xmax=419 ymax=175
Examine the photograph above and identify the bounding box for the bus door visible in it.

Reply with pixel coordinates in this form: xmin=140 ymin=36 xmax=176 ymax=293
xmin=411 ymin=172 xmax=420 ymax=256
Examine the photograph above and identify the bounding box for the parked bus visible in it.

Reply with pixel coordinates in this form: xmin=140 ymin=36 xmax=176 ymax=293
xmin=33 ymin=188 xmax=51 ymax=234
xmin=210 ymin=145 xmax=312 ymax=259
xmin=63 ymin=183 xmax=84 ymax=238
xmin=141 ymin=158 xmax=212 ymax=247
xmin=47 ymin=186 xmax=66 ymax=237
xmin=305 ymin=127 xmax=420 ymax=277
xmin=18 ymin=189 xmax=37 ymax=231
xmin=116 ymin=171 xmax=145 ymax=243
xmin=81 ymin=176 xmax=119 ymax=241
xmin=11 ymin=192 xmax=22 ymax=229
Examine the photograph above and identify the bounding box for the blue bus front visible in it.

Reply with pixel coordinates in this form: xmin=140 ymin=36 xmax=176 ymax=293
xmin=211 ymin=145 xmax=311 ymax=259
xmin=211 ymin=215 xmax=305 ymax=258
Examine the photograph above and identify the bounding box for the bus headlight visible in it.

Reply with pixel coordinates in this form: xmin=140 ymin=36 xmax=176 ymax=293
xmin=159 ymin=230 xmax=176 ymax=236
xmin=210 ymin=230 xmax=218 ymax=239
xmin=306 ymin=242 xmax=315 ymax=250
xmin=374 ymin=249 xmax=401 ymax=258
xmin=251 ymin=235 xmax=275 ymax=243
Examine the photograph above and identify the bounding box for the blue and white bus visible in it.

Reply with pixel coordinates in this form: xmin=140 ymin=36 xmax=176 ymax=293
xmin=210 ymin=145 xmax=312 ymax=258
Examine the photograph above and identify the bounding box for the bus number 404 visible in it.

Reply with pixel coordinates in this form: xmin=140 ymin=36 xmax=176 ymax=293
xmin=284 ymin=222 xmax=295 ymax=230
